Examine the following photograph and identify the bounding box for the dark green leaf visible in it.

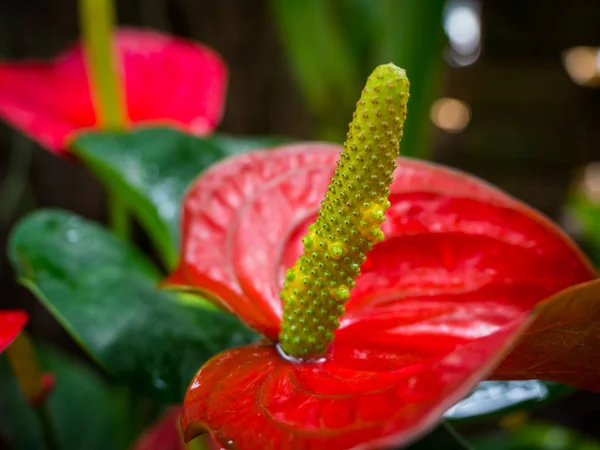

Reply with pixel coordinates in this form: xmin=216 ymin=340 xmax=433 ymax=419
xmin=271 ymin=0 xmax=445 ymax=154
xmin=371 ymin=0 xmax=446 ymax=159
xmin=407 ymin=423 xmax=472 ymax=450
xmin=470 ymin=422 xmax=600 ymax=450
xmin=270 ymin=0 xmax=360 ymax=141
xmin=0 ymin=344 xmax=129 ymax=450
xmin=445 ymin=381 xmax=572 ymax=422
xmin=72 ymin=128 xmax=289 ymax=267
xmin=567 ymin=191 xmax=600 ymax=266
xmin=9 ymin=210 xmax=257 ymax=402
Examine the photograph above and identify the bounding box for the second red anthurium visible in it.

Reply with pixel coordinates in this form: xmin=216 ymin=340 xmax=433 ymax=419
xmin=165 ymin=64 xmax=598 ymax=449
xmin=0 ymin=28 xmax=227 ymax=153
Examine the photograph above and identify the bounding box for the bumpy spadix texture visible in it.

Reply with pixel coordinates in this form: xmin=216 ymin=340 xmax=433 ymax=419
xmin=279 ymin=64 xmax=410 ymax=358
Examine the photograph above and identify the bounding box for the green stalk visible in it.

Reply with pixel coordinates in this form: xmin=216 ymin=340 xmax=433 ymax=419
xmin=6 ymin=333 xmax=61 ymax=450
xmin=79 ymin=0 xmax=127 ymax=129
xmin=108 ymin=192 xmax=130 ymax=240
xmin=35 ymin=405 xmax=61 ymax=450
xmin=79 ymin=0 xmax=130 ymax=239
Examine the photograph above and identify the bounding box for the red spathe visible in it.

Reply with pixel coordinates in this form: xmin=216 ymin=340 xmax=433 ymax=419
xmin=0 ymin=28 xmax=227 ymax=153
xmin=166 ymin=143 xmax=596 ymax=450
xmin=0 ymin=310 xmax=28 ymax=353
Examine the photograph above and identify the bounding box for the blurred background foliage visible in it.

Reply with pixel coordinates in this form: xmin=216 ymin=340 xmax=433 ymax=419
xmin=270 ymin=0 xmax=445 ymax=157
xmin=1 ymin=0 xmax=599 ymax=448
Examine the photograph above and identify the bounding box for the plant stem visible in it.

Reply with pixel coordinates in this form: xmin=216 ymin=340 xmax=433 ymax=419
xmin=108 ymin=191 xmax=130 ymax=240
xmin=80 ymin=0 xmax=131 ymax=238
xmin=6 ymin=333 xmax=61 ymax=450
xmin=79 ymin=0 xmax=127 ymax=129
xmin=443 ymin=422 xmax=475 ymax=450
xmin=0 ymin=133 xmax=33 ymax=229
xmin=5 ymin=333 xmax=45 ymax=404
xmin=35 ymin=404 xmax=62 ymax=450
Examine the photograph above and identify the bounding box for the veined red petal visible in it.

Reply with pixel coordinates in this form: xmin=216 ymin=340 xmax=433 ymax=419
xmin=0 ymin=310 xmax=28 ymax=353
xmin=0 ymin=28 xmax=227 ymax=153
xmin=165 ymin=144 xmax=339 ymax=339
xmin=275 ymin=157 xmax=595 ymax=383
xmin=492 ymin=278 xmax=600 ymax=391
xmin=183 ymin=316 xmax=529 ymax=450
xmin=172 ymin=145 xmax=597 ymax=386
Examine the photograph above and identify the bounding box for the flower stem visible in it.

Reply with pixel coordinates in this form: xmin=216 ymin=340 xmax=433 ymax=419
xmin=79 ymin=0 xmax=131 ymax=238
xmin=35 ymin=404 xmax=62 ymax=450
xmin=279 ymin=64 xmax=410 ymax=358
xmin=6 ymin=333 xmax=46 ymax=404
xmin=108 ymin=191 xmax=130 ymax=240
xmin=79 ymin=0 xmax=127 ymax=129
xmin=6 ymin=333 xmax=61 ymax=450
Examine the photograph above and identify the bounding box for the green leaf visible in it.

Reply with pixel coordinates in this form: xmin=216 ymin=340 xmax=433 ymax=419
xmin=445 ymin=380 xmax=572 ymax=422
xmin=72 ymin=128 xmax=289 ymax=267
xmin=470 ymin=422 xmax=600 ymax=450
xmin=270 ymin=0 xmax=360 ymax=141
xmin=408 ymin=423 xmax=472 ymax=450
xmin=9 ymin=210 xmax=258 ymax=402
xmin=271 ymin=0 xmax=445 ymax=154
xmin=0 ymin=344 xmax=129 ymax=450
xmin=371 ymin=0 xmax=446 ymax=159
xmin=567 ymin=191 xmax=600 ymax=266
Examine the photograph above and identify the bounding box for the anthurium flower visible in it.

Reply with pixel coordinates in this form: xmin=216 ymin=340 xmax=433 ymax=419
xmin=166 ymin=65 xmax=597 ymax=449
xmin=0 ymin=310 xmax=28 ymax=353
xmin=0 ymin=28 xmax=226 ymax=154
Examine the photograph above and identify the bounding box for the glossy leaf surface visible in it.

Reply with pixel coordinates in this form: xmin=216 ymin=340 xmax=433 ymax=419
xmin=73 ymin=128 xmax=287 ymax=267
xmin=0 ymin=28 xmax=227 ymax=154
xmin=0 ymin=344 xmax=128 ymax=450
xmin=9 ymin=210 xmax=257 ymax=402
xmin=445 ymin=381 xmax=572 ymax=422
xmin=173 ymin=144 xmax=596 ymax=449
xmin=0 ymin=310 xmax=28 ymax=353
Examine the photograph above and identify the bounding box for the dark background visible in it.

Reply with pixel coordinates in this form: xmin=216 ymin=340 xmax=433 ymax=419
xmin=0 ymin=0 xmax=599 ymax=444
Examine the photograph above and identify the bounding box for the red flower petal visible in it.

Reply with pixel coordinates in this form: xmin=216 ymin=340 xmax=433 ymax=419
xmin=170 ymin=144 xmax=594 ymax=343
xmin=0 ymin=28 xmax=227 ymax=153
xmin=492 ymin=278 xmax=600 ymax=391
xmin=132 ymin=406 xmax=186 ymax=450
xmin=0 ymin=310 xmax=28 ymax=353
xmin=277 ymin=157 xmax=595 ymax=383
xmin=175 ymin=145 xmax=597 ymax=447
xmin=165 ymin=143 xmax=340 ymax=339
xmin=183 ymin=317 xmax=528 ymax=450
xmin=335 ymin=168 xmax=594 ymax=348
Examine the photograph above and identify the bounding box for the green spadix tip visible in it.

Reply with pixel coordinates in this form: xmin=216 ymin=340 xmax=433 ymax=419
xmin=278 ymin=63 xmax=410 ymax=359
